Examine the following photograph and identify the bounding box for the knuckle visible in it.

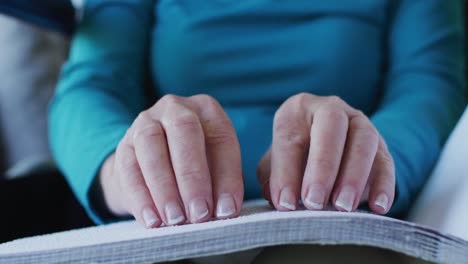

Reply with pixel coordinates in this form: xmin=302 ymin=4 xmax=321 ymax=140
xmin=325 ymin=95 xmax=345 ymax=107
xmin=274 ymin=122 xmax=309 ymax=147
xmin=317 ymin=107 xmax=348 ymax=123
xmin=276 ymin=93 xmax=312 ymax=118
xmin=290 ymin=92 xmax=314 ymax=110
xmin=350 ymin=119 xmax=379 ymax=142
xmin=121 ymin=127 xmax=134 ymax=146
xmin=292 ymin=92 xmax=311 ymax=104
xmin=135 ymin=111 xmax=152 ymax=124
xmin=133 ymin=122 xmax=165 ymax=142
xmin=361 ymin=126 xmax=379 ymax=142
xmin=356 ymin=110 xmax=365 ymax=116
xmin=310 ymin=157 xmax=337 ymax=174
xmin=371 ymin=172 xmax=395 ymax=193
xmin=341 ymin=179 xmax=363 ymax=190
xmin=159 ymin=94 xmax=181 ymax=106
xmin=114 ymin=146 xmax=138 ymax=174
xmin=374 ymin=149 xmax=395 ymax=179
xmin=380 ymin=150 xmax=395 ymax=168
xmin=273 ymin=110 xmax=304 ymax=135
xmin=115 ymin=140 xmax=127 ymax=157
xmin=379 ymin=138 xmax=392 ymax=155
xmin=347 ymin=109 xmax=365 ymax=119
xmin=381 ymin=173 xmax=396 ymax=187
xmin=354 ymin=141 xmax=377 ymax=159
xmin=117 ymin=156 xmax=139 ymax=177
xmin=273 ymin=109 xmax=286 ymax=126
xmin=146 ymin=174 xmax=173 ymax=191
xmin=125 ymin=186 xmax=151 ymax=213
xmin=127 ymin=184 xmax=147 ymax=199
xmin=194 ymin=94 xmax=219 ymax=109
xmin=168 ymin=110 xmax=200 ymax=130
xmin=205 ymin=128 xmax=238 ymax=146
xmin=274 ymin=93 xmax=318 ymax=127
xmin=178 ymin=169 xmax=208 ymax=185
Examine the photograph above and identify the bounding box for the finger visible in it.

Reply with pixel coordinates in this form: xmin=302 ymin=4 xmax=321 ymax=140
xmin=332 ymin=113 xmax=379 ymax=212
xmin=158 ymin=95 xmax=213 ymax=224
xmin=190 ymin=95 xmax=243 ymax=219
xmin=132 ymin=113 xmax=186 ymax=226
xmin=270 ymin=95 xmax=312 ymax=211
xmin=360 ymin=184 xmax=370 ymax=203
xmin=116 ymin=133 xmax=162 ymax=228
xmin=257 ymin=147 xmax=272 ymax=204
xmin=367 ymin=138 xmax=396 ymax=214
xmin=99 ymin=153 xmax=127 ymax=216
xmin=302 ymin=105 xmax=348 ymax=210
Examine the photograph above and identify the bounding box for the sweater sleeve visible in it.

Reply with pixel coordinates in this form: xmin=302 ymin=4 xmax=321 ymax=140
xmin=371 ymin=0 xmax=466 ymax=217
xmin=49 ymin=0 xmax=153 ymax=224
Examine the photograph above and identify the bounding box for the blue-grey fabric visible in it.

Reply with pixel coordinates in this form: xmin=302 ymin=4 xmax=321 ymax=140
xmin=0 ymin=15 xmax=69 ymax=178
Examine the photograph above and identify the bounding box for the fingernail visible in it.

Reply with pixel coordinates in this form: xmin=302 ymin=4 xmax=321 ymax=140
xmin=165 ymin=202 xmax=185 ymax=225
xmin=335 ymin=186 xmax=355 ymax=212
xmin=305 ymin=186 xmax=325 ymax=210
xmin=142 ymin=208 xmax=159 ymax=228
xmin=189 ymin=198 xmax=209 ymax=223
xmin=279 ymin=186 xmax=296 ymax=210
xmin=374 ymin=193 xmax=388 ymax=212
xmin=216 ymin=194 xmax=236 ymax=218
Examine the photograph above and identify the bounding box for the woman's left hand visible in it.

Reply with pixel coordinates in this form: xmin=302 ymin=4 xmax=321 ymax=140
xmin=257 ymin=93 xmax=395 ymax=214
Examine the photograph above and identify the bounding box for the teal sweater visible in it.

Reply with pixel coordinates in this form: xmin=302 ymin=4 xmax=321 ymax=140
xmin=50 ymin=0 xmax=466 ymax=224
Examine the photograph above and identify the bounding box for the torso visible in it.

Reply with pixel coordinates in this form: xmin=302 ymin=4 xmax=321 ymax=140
xmin=150 ymin=0 xmax=390 ymax=198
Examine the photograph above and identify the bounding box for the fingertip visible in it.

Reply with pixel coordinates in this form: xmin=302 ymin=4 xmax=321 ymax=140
xmin=215 ymin=193 xmax=238 ymax=219
xmin=141 ymin=207 xmax=162 ymax=229
xmin=334 ymin=186 xmax=356 ymax=212
xmin=367 ymin=138 xmax=395 ymax=215
xmin=277 ymin=186 xmax=297 ymax=211
xmin=188 ymin=198 xmax=211 ymax=223
xmin=303 ymin=185 xmax=326 ymax=211
xmin=164 ymin=201 xmax=187 ymax=226
xmin=370 ymin=192 xmax=390 ymax=215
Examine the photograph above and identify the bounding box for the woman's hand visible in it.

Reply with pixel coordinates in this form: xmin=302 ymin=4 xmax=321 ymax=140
xmin=257 ymin=93 xmax=395 ymax=214
xmin=99 ymin=95 xmax=243 ymax=228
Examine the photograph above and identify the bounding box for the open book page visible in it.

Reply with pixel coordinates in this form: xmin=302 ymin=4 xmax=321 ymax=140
xmin=0 ymin=200 xmax=270 ymax=254
xmin=0 ymin=200 xmax=467 ymax=264
xmin=409 ymin=107 xmax=468 ymax=240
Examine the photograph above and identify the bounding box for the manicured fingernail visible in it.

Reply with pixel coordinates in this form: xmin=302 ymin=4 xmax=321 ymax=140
xmin=279 ymin=186 xmax=296 ymax=210
xmin=189 ymin=198 xmax=209 ymax=223
xmin=374 ymin=193 xmax=388 ymax=212
xmin=305 ymin=187 xmax=325 ymax=210
xmin=142 ymin=208 xmax=159 ymax=228
xmin=335 ymin=186 xmax=355 ymax=212
xmin=216 ymin=194 xmax=236 ymax=218
xmin=165 ymin=202 xmax=185 ymax=225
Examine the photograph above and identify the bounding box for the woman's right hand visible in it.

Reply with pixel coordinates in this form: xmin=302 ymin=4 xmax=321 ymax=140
xmin=99 ymin=94 xmax=244 ymax=228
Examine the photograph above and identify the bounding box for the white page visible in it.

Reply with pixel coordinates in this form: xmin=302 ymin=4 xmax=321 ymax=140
xmin=0 ymin=200 xmax=384 ymax=255
xmin=409 ymin=107 xmax=468 ymax=240
xmin=1 ymin=200 xmax=467 ymax=264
